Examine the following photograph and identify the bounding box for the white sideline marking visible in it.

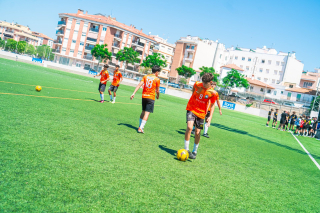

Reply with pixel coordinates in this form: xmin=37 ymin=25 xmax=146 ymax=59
xmin=291 ymin=133 xmax=320 ymax=171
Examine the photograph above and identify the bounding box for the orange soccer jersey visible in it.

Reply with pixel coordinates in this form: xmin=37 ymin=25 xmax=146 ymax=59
xmin=207 ymin=89 xmax=219 ymax=112
xmin=186 ymin=82 xmax=219 ymax=119
xmin=112 ymin=71 xmax=122 ymax=86
xmin=141 ymin=74 xmax=160 ymax=100
xmin=100 ymin=71 xmax=109 ymax=84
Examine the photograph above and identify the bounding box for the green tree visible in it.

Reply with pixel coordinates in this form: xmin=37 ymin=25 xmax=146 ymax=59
xmin=17 ymin=41 xmax=27 ymax=54
xmin=139 ymin=67 xmax=151 ymax=75
xmin=116 ymin=47 xmax=139 ymax=73
xmin=26 ymin=44 xmax=36 ymax=56
xmin=179 ymin=77 xmax=187 ymax=85
xmin=5 ymin=39 xmax=17 ymax=51
xmin=176 ymin=65 xmax=196 ymax=79
xmin=91 ymin=44 xmax=112 ymax=71
xmin=199 ymin=66 xmax=219 ymax=82
xmin=222 ymin=69 xmax=249 ymax=94
xmin=140 ymin=53 xmax=167 ymax=69
xmin=310 ymin=96 xmax=320 ymax=112
xmin=0 ymin=39 xmax=5 ymax=49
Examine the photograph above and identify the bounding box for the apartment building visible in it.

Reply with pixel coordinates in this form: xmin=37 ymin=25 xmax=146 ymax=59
xmin=54 ymin=9 xmax=157 ymax=75
xmin=0 ymin=20 xmax=38 ymax=46
xmin=150 ymin=35 xmax=175 ymax=80
xmin=32 ymin=32 xmax=54 ymax=48
xmin=170 ymin=36 xmax=225 ymax=84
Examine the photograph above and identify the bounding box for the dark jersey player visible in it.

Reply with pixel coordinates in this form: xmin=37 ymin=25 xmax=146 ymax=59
xmin=278 ymin=111 xmax=288 ymax=131
xmin=266 ymin=109 xmax=274 ymax=127
xmin=272 ymin=109 xmax=279 ymax=128
xmin=289 ymin=112 xmax=297 ymax=131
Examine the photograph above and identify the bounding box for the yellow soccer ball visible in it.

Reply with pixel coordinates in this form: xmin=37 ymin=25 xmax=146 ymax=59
xmin=177 ymin=149 xmax=189 ymax=161
xmin=35 ymin=86 xmax=42 ymax=92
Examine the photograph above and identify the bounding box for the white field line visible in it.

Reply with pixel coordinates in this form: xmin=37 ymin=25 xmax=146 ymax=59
xmin=291 ymin=133 xmax=320 ymax=171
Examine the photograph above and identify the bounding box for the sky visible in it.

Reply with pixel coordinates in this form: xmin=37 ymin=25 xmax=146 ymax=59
xmin=0 ymin=0 xmax=319 ymax=71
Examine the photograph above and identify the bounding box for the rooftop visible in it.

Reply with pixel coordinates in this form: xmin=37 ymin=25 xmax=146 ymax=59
xmin=32 ymin=32 xmax=54 ymax=41
xmin=245 ymin=77 xmax=275 ymax=89
xmin=221 ymin=64 xmax=244 ymax=71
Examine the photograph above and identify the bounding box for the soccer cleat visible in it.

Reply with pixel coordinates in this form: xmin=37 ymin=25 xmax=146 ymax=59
xmin=137 ymin=127 xmax=144 ymax=134
xmin=100 ymin=100 xmax=104 ymax=103
xmin=203 ymin=133 xmax=210 ymax=138
xmin=111 ymin=100 xmax=115 ymax=104
xmin=188 ymin=150 xmax=196 ymax=159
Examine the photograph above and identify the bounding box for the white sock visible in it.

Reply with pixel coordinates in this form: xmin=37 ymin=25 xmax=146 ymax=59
xmin=113 ymin=97 xmax=116 ymax=102
xmin=140 ymin=120 xmax=147 ymax=129
xmin=184 ymin=140 xmax=189 ymax=150
xmin=204 ymin=123 xmax=208 ymax=134
xmin=109 ymin=95 xmax=113 ymax=101
xmin=100 ymin=94 xmax=104 ymax=101
xmin=139 ymin=118 xmax=142 ymax=127
xmin=193 ymin=143 xmax=199 ymax=153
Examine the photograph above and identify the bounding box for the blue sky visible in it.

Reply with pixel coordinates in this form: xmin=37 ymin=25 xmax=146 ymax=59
xmin=0 ymin=0 xmax=319 ymax=71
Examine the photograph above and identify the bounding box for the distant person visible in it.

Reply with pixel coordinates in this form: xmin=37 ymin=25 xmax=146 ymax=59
xmin=289 ymin=111 xmax=297 ymax=132
xmin=266 ymin=108 xmax=274 ymax=127
xmin=16 ymin=55 xmax=18 ymax=61
xmin=130 ymin=65 xmax=161 ymax=134
xmin=294 ymin=116 xmax=302 ymax=136
xmin=108 ymin=65 xmax=123 ymax=104
xmin=272 ymin=109 xmax=279 ymax=128
xmin=284 ymin=111 xmax=290 ymax=131
xmin=94 ymin=64 xmax=110 ymax=103
xmin=278 ymin=111 xmax=287 ymax=131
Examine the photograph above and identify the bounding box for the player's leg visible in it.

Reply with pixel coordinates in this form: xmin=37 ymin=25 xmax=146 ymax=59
xmin=99 ymin=83 xmax=105 ymax=103
xmin=138 ymin=99 xmax=154 ymax=133
xmin=108 ymin=85 xmax=113 ymax=102
xmin=112 ymin=87 xmax=118 ymax=103
xmin=266 ymin=116 xmax=270 ymax=126
xmin=190 ymin=116 xmax=204 ymax=159
xmin=185 ymin=111 xmax=196 ymax=156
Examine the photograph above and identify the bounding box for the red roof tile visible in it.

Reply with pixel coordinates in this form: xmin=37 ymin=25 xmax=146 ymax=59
xmin=245 ymin=77 xmax=275 ymax=89
xmin=221 ymin=64 xmax=244 ymax=71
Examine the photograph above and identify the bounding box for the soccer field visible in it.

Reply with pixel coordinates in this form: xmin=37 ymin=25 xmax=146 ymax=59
xmin=1 ymin=58 xmax=320 ymax=212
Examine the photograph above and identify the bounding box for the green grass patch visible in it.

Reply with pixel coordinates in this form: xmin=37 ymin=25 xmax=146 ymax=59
xmin=1 ymin=58 xmax=320 ymax=212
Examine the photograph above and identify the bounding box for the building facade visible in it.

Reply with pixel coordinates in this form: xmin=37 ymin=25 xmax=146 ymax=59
xmin=32 ymin=32 xmax=54 ymax=48
xmin=150 ymin=35 xmax=175 ymax=80
xmin=54 ymin=9 xmax=157 ymax=75
xmin=170 ymin=36 xmax=225 ymax=85
xmin=0 ymin=20 xmax=38 ymax=46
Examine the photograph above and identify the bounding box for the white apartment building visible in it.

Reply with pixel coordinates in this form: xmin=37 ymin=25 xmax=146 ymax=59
xmin=150 ymin=35 xmax=175 ymax=80
xmin=170 ymin=36 xmax=225 ymax=85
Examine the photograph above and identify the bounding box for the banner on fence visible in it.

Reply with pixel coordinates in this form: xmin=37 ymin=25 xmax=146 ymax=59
xmin=159 ymin=87 xmax=166 ymax=94
xmin=222 ymin=101 xmax=236 ymax=110
xmin=32 ymin=58 xmax=42 ymax=63
xmin=88 ymin=70 xmax=98 ymax=75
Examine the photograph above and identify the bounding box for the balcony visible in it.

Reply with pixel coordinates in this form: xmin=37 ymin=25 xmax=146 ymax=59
xmin=112 ymin=52 xmax=117 ymax=57
xmin=5 ymin=30 xmax=14 ymax=35
xmin=131 ymin=41 xmax=145 ymax=47
xmin=114 ymin=34 xmax=122 ymax=41
xmin=58 ymin=20 xmax=66 ymax=26
xmin=86 ymin=37 xmax=97 ymax=44
xmin=185 ymin=57 xmax=193 ymax=62
xmin=56 ymin=30 xmax=64 ymax=36
xmin=54 ymin=39 xmax=63 ymax=45
xmin=186 ymin=48 xmax=195 ymax=53
xmin=112 ymin=43 xmax=120 ymax=49
xmin=83 ymin=55 xmax=93 ymax=60
xmin=89 ymin=28 xmax=99 ymax=33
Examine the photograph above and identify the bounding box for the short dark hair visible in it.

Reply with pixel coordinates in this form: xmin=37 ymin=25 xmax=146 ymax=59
xmin=115 ymin=65 xmax=120 ymax=68
xmin=103 ymin=64 xmax=109 ymax=68
xmin=152 ymin=65 xmax=161 ymax=73
xmin=202 ymin=73 xmax=213 ymax=83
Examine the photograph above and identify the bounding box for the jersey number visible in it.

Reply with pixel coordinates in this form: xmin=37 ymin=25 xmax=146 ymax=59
xmin=146 ymin=79 xmax=153 ymax=88
xmin=199 ymin=94 xmax=203 ymax=99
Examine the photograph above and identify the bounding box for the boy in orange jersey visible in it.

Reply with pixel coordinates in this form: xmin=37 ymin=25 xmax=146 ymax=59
xmin=184 ymin=73 xmax=218 ymax=159
xmin=203 ymin=81 xmax=222 ymax=138
xmin=94 ymin=64 xmax=110 ymax=103
xmin=108 ymin=65 xmax=123 ymax=104
xmin=130 ymin=65 xmax=161 ymax=133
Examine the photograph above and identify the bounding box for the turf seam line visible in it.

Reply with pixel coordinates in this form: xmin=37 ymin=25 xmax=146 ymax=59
xmin=291 ymin=132 xmax=320 ymax=171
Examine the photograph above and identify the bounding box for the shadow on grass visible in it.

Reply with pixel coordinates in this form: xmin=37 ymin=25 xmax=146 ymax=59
xmin=159 ymin=145 xmax=192 ymax=162
xmin=118 ymin=123 xmax=138 ymax=131
xmin=176 ymin=129 xmax=194 ymax=138
xmin=87 ymin=98 xmax=110 ymax=102
xmin=211 ymin=123 xmax=320 ymax=160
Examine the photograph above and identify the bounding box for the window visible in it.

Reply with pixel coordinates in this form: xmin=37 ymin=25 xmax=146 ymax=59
xmin=103 ymin=27 xmax=107 ymax=31
xmin=272 ymin=79 xmax=275 ymax=83
xmin=80 ymin=42 xmax=84 ymax=46
xmin=257 ymin=77 xmax=261 ymax=80
xmin=70 ymin=50 xmax=74 ymax=53
xmin=261 ymin=59 xmax=265 ymax=63
xmin=274 ymin=70 xmax=278 ymax=75
xmin=220 ymin=54 xmax=222 ymax=58
xmin=72 ymin=40 xmax=76 ymax=43
xmin=268 ymin=60 xmax=272 ymax=65
xmin=281 ymin=91 xmax=284 ymax=94
xmin=277 ymin=80 xmax=280 ymax=84
xmin=240 ymin=65 xmax=243 ymax=68
xmin=248 ymin=58 xmax=251 ymax=62
xmin=281 ymin=62 xmax=285 ymax=66
xmin=273 ymin=91 xmax=277 ymax=95
xmin=287 ymin=92 xmax=292 ymax=98
xmin=242 ymin=57 xmax=245 ymax=61
xmin=82 ymin=33 xmax=86 ymax=36
xmin=259 ymin=68 xmax=263 ymax=72
xmin=297 ymin=94 xmax=301 ymax=101
xmin=225 ymin=56 xmax=227 ymax=61
xmin=260 ymin=88 xmax=264 ymax=92
xmin=266 ymin=69 xmax=269 ymax=74
xmin=303 ymin=82 xmax=313 ymax=87
xmin=62 ymin=48 xmax=66 ymax=51
xmin=168 ymin=48 xmax=172 ymax=52
xmin=186 ymin=45 xmax=190 ymax=49
xmin=279 ymin=71 xmax=283 ymax=75
xmin=267 ymin=89 xmax=271 ymax=94
xmin=250 ymin=86 xmax=254 ymax=91
xmin=77 ymin=52 xmax=82 ymax=56
xmin=289 ymin=85 xmax=293 ymax=88
xmin=161 ymin=45 xmax=166 ymax=49
xmin=276 ymin=61 xmax=280 ymax=66
xmin=264 ymin=78 xmax=268 ymax=82
xmin=230 ymin=56 xmax=233 ymax=60
xmin=191 ymin=46 xmax=195 ymax=50
xmin=235 ymin=56 xmax=238 ymax=60
xmin=246 ymin=66 xmax=249 ymax=70
xmin=76 ymin=62 xmax=81 ymax=67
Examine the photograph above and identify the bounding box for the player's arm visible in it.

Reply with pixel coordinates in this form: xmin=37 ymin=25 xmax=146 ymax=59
xmin=216 ymin=98 xmax=222 ymax=115
xmin=156 ymin=86 xmax=160 ymax=99
xmin=130 ymin=81 xmax=144 ymax=100
xmin=206 ymin=103 xmax=215 ymax=127
xmin=94 ymin=73 xmax=101 ymax=78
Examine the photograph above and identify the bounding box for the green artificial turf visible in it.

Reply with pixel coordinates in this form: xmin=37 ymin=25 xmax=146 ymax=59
xmin=1 ymin=58 xmax=320 ymax=212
